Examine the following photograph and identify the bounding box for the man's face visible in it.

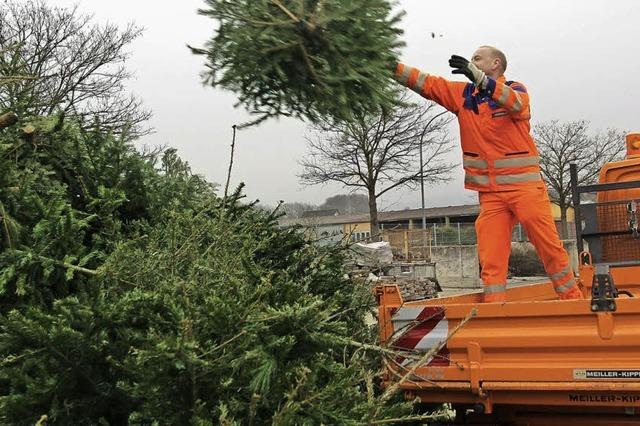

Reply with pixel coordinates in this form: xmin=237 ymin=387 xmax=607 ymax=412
xmin=471 ymin=47 xmax=499 ymax=76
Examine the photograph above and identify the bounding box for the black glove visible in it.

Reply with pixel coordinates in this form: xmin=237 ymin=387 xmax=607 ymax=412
xmin=449 ymin=55 xmax=487 ymax=89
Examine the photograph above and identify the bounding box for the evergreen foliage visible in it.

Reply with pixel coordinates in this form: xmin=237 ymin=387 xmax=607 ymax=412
xmin=0 ymin=2 xmax=423 ymax=423
xmin=192 ymin=0 xmax=405 ymax=126
xmin=0 ymin=119 xmax=413 ymax=424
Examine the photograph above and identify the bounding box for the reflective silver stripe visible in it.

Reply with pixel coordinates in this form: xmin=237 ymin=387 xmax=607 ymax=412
xmin=495 ymin=172 xmax=541 ymax=185
xmin=484 ymin=283 xmax=507 ymax=294
xmin=463 ymin=158 xmax=488 ymax=169
xmin=494 ymin=156 xmax=540 ymax=168
xmin=555 ymin=277 xmax=576 ymax=294
xmin=465 ymin=174 xmax=490 ymax=186
xmin=549 ymin=265 xmax=571 ymax=282
xmin=398 ymin=65 xmax=412 ymax=85
xmin=498 ymin=85 xmax=510 ymax=104
xmin=414 ymin=72 xmax=428 ymax=92
xmin=513 ymin=95 xmax=523 ymax=112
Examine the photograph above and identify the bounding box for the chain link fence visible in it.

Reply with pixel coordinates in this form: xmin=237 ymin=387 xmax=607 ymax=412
xmin=381 ymin=223 xmax=532 ymax=261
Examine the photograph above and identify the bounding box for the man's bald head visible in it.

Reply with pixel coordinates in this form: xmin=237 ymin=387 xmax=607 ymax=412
xmin=472 ymin=46 xmax=507 ymax=78
xmin=480 ymin=46 xmax=507 ymax=72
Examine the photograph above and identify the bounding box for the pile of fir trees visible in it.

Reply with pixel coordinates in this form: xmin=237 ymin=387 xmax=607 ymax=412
xmin=192 ymin=0 xmax=405 ymax=126
xmin=0 ymin=1 xmax=445 ymax=423
xmin=0 ymin=117 xmax=423 ymax=424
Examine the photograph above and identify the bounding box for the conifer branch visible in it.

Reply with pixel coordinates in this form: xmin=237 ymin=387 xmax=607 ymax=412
xmin=271 ymin=0 xmax=301 ymax=23
xmin=223 ymin=124 xmax=237 ymax=206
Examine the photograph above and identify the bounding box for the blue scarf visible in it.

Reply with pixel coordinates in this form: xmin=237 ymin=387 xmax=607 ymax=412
xmin=463 ymin=80 xmax=518 ymax=114
xmin=462 ymin=83 xmax=501 ymax=114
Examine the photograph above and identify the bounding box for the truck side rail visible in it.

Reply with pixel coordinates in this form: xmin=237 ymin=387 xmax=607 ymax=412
xmin=570 ymin=163 xmax=640 ymax=262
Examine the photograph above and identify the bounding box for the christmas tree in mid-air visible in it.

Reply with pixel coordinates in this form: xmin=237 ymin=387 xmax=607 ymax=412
xmin=192 ymin=0 xmax=405 ymax=126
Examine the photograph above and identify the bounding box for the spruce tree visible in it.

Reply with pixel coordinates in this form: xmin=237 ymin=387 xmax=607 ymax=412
xmin=192 ymin=0 xmax=405 ymax=126
xmin=0 ymin=119 xmax=416 ymax=424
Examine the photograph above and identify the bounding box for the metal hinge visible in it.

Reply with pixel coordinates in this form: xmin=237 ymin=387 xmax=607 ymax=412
xmin=591 ymin=264 xmax=618 ymax=312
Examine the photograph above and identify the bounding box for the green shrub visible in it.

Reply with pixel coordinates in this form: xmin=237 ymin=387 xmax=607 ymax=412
xmin=508 ymin=243 xmax=545 ymax=277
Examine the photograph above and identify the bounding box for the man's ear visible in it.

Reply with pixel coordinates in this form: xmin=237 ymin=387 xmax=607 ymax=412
xmin=491 ymin=58 xmax=500 ymax=73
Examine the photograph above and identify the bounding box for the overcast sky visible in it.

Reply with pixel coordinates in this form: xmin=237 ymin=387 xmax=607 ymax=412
xmin=46 ymin=0 xmax=640 ymax=210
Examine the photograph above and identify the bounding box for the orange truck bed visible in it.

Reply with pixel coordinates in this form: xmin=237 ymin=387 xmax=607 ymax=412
xmin=376 ymin=270 xmax=640 ymax=424
xmin=375 ymin=133 xmax=640 ymax=424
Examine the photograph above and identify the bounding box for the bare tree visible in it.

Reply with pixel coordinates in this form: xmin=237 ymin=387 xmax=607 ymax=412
xmin=0 ymin=0 xmax=151 ymax=136
xmin=299 ymin=95 xmax=456 ymax=241
xmin=534 ymin=120 xmax=627 ymax=238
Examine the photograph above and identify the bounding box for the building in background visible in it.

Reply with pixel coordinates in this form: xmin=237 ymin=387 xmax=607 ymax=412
xmin=279 ymin=202 xmax=575 ymax=248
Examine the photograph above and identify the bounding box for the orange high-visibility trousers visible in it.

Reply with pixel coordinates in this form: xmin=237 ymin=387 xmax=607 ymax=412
xmin=475 ymin=186 xmax=583 ymax=302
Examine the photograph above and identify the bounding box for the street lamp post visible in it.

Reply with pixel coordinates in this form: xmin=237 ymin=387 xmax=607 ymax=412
xmin=419 ymin=109 xmax=449 ymax=259
xmin=419 ymin=109 xmax=449 ymax=229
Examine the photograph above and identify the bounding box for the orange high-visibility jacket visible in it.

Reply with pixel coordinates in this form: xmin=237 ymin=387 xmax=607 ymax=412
xmin=395 ymin=64 xmax=542 ymax=192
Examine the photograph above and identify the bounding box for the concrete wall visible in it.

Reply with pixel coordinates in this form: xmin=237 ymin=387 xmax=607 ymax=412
xmin=511 ymin=240 xmax=580 ymax=273
xmin=430 ymin=240 xmax=579 ymax=289
xmin=387 ymin=262 xmax=437 ymax=280
xmin=431 ymin=245 xmax=481 ymax=289
xmin=563 ymin=240 xmax=579 ymax=272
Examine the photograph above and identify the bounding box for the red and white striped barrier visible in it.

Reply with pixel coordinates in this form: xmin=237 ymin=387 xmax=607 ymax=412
xmin=390 ymin=306 xmax=450 ymax=367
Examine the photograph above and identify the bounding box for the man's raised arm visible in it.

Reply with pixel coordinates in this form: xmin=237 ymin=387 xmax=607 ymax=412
xmin=393 ymin=63 xmax=465 ymax=113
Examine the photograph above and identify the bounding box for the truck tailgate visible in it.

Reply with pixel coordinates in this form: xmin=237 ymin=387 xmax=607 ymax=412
xmin=376 ymin=281 xmax=640 ymax=413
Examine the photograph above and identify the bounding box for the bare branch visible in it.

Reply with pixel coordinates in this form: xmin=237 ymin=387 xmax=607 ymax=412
xmin=0 ymin=0 xmax=151 ymax=136
xmin=299 ymin=92 xmax=456 ymax=239
xmin=534 ymin=120 xmax=627 ymax=238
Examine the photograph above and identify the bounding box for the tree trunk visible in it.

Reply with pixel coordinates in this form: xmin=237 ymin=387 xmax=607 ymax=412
xmin=368 ymin=189 xmax=380 ymax=242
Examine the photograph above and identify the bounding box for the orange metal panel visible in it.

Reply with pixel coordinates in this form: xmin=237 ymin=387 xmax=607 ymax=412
xmin=409 ymin=387 xmax=640 ymax=408
xmin=598 ymin=155 xmax=640 ymax=202
xmin=507 ymin=415 xmax=640 ymax=426
xmin=580 ymin=263 xmax=640 ymax=296
xmin=595 ymin=154 xmax=640 ymax=262
xmin=376 ymin=280 xmax=640 ymax=416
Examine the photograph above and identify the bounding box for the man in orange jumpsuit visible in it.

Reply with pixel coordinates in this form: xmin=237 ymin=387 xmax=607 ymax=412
xmin=395 ymin=46 xmax=582 ymax=302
